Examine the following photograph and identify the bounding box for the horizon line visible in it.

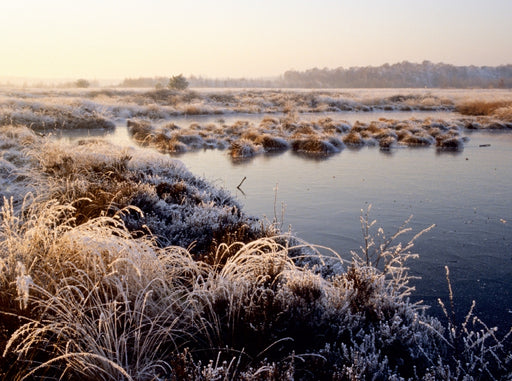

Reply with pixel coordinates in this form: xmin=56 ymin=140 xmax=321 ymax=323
xmin=2 ymin=61 xmax=512 ymax=84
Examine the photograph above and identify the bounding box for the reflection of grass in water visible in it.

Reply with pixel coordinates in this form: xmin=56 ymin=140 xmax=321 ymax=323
xmin=1 ymin=128 xmax=511 ymax=379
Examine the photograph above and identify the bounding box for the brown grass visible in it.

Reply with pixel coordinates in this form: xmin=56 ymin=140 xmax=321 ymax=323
xmin=493 ymin=106 xmax=512 ymax=122
xmin=291 ymin=138 xmax=337 ymax=155
xmin=456 ymin=100 xmax=512 ymax=116
xmin=183 ymin=105 xmax=203 ymax=115
xmin=127 ymin=119 xmax=153 ymax=141
xmin=229 ymin=139 xmax=261 ymax=159
xmin=343 ymin=131 xmax=364 ymax=146
xmin=254 ymin=134 xmax=289 ymax=151
xmin=401 ymin=134 xmax=435 ymax=146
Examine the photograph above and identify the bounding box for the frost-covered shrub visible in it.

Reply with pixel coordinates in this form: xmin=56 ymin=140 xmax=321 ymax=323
xmin=176 ymin=133 xmax=204 ymax=148
xmin=343 ymin=131 xmax=365 ymax=146
xmin=127 ymin=118 xmax=153 ymax=141
xmin=291 ymin=138 xmax=340 ymax=155
xmin=229 ymin=139 xmax=262 ymax=159
xmin=436 ymin=135 xmax=464 ymax=150
xmin=400 ymin=133 xmax=436 ymax=146
xmin=254 ymin=134 xmax=289 ymax=152
xmin=379 ymin=135 xmax=396 ymax=149
xmin=3 ymin=131 xmax=266 ymax=255
xmin=0 ymin=127 xmax=38 ymax=206
xmin=0 ymin=103 xmax=115 ymax=131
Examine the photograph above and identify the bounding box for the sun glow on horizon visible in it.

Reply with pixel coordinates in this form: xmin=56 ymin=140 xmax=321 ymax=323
xmin=1 ymin=0 xmax=511 ymax=80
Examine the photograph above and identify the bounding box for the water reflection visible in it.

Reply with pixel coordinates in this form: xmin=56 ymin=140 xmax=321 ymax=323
xmin=379 ymin=147 xmax=394 ymax=156
xmin=290 ymin=150 xmax=340 ymax=162
xmin=435 ymin=147 xmax=465 ymax=155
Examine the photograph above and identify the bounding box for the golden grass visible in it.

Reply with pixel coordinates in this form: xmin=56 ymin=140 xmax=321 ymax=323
xmin=183 ymin=105 xmax=202 ymax=115
xmin=229 ymin=139 xmax=261 ymax=159
xmin=291 ymin=138 xmax=339 ymax=155
xmin=493 ymin=105 xmax=512 ymax=122
xmin=254 ymin=134 xmax=289 ymax=151
xmin=456 ymin=100 xmax=512 ymax=116
xmin=342 ymin=131 xmax=364 ymax=146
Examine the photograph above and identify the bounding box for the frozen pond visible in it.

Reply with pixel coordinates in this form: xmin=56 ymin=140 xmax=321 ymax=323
xmin=178 ymin=131 xmax=512 ymax=326
xmin=57 ymin=111 xmax=512 ymax=327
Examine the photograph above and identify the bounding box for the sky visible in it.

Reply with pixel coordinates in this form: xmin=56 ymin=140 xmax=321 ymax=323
xmin=1 ymin=0 xmax=512 ymax=80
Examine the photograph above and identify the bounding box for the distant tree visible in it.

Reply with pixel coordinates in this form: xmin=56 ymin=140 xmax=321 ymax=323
xmin=168 ymin=74 xmax=189 ymax=90
xmin=75 ymin=79 xmax=90 ymax=88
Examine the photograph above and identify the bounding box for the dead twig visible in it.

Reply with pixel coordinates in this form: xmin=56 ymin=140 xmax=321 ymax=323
xmin=237 ymin=176 xmax=247 ymax=190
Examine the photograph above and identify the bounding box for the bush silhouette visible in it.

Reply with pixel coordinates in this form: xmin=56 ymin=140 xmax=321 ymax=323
xmin=168 ymin=74 xmax=189 ymax=90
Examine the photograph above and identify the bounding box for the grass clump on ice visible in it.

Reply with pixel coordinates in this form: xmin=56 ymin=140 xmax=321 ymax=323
xmin=126 ymin=113 xmax=485 ymax=161
xmin=229 ymin=139 xmax=262 ymax=160
xmin=291 ymin=138 xmax=342 ymax=155
xmin=1 ymin=128 xmax=512 ymax=380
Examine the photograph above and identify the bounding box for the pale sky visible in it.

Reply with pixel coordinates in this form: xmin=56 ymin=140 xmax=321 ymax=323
xmin=1 ymin=0 xmax=511 ymax=80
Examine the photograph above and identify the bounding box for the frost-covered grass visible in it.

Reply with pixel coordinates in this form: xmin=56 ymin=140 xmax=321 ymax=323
xmin=1 ymin=88 xmax=511 ymax=159
xmin=2 ymin=88 xmax=511 ymax=126
xmin=0 ymin=127 xmax=511 ymax=380
xmin=33 ymin=134 xmax=267 ymax=253
xmin=0 ymin=94 xmax=115 ymax=131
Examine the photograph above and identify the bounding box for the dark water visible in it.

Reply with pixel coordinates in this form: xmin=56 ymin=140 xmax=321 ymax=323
xmin=58 ymin=112 xmax=512 ymax=329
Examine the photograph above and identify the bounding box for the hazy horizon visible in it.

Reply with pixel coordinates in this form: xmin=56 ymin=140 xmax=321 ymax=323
xmin=2 ymin=60 xmax=512 ymax=84
xmin=2 ymin=0 xmax=512 ymax=80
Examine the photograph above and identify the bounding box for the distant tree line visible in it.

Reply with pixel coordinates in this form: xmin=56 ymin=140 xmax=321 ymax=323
xmin=118 ymin=61 xmax=512 ymax=89
xmin=280 ymin=61 xmax=512 ymax=88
